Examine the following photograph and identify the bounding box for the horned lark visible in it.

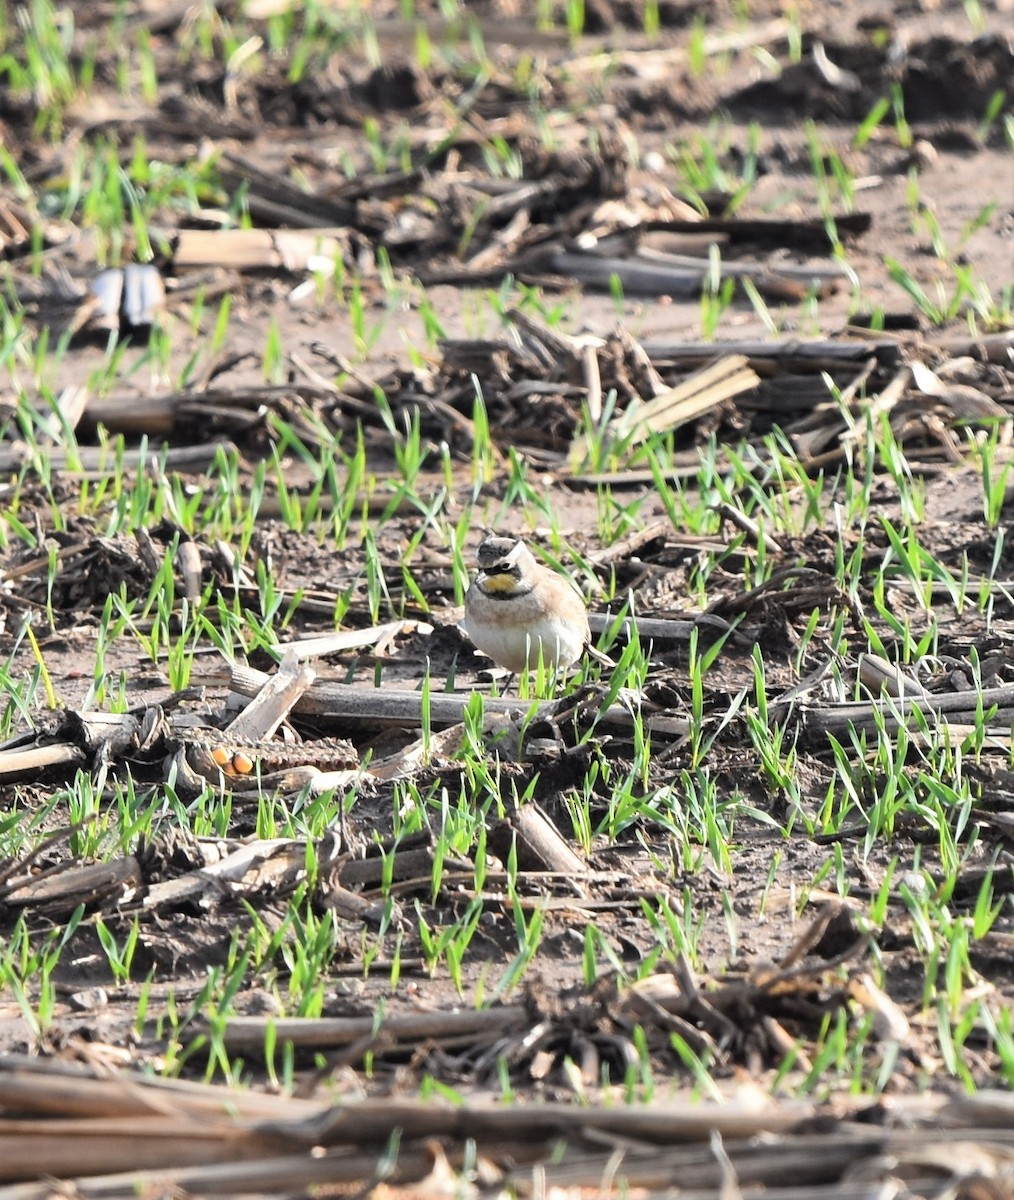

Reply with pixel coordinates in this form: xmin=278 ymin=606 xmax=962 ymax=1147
xmin=461 ymin=534 xmax=592 ymax=675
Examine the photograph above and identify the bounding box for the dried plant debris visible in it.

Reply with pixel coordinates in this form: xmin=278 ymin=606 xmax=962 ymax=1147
xmin=14 ymin=309 xmax=1002 ymax=478
xmin=0 ymin=3 xmax=1013 ymax=1196
xmin=1 ymin=1051 xmax=1013 ymax=1197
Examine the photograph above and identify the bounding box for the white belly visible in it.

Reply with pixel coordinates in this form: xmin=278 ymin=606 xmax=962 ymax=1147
xmin=462 ymin=612 xmax=586 ymax=674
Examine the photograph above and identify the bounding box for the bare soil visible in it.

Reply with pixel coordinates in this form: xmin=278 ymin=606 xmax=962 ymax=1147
xmin=1 ymin=0 xmax=1014 ymax=1161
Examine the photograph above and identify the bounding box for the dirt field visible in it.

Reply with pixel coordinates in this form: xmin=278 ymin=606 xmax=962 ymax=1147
xmin=1 ymin=1 xmax=1014 ymax=1195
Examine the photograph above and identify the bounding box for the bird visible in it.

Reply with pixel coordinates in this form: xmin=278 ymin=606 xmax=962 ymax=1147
xmin=460 ymin=534 xmax=598 ymax=676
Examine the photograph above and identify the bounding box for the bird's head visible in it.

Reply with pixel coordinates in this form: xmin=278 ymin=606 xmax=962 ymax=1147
xmin=474 ymin=535 xmax=534 ymax=594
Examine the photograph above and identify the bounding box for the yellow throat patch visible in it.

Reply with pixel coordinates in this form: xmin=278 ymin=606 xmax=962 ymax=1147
xmin=480 ymin=571 xmax=520 ymax=595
